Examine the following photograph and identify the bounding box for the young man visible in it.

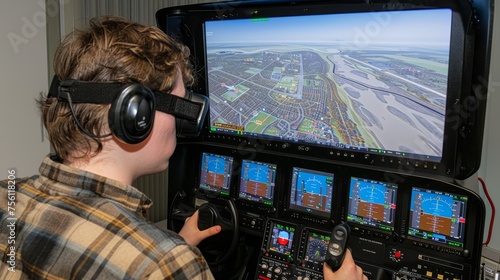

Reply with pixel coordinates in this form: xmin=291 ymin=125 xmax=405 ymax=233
xmin=0 ymin=16 xmax=366 ymax=280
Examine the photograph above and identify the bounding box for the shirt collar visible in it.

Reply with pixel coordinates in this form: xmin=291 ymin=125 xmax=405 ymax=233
xmin=38 ymin=155 xmax=153 ymax=214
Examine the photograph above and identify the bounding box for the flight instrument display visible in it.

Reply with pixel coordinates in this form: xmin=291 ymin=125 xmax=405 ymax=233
xmin=239 ymin=159 xmax=277 ymax=206
xmin=289 ymin=167 xmax=334 ymax=218
xmin=304 ymin=231 xmax=330 ymax=265
xmin=408 ymin=187 xmax=467 ymax=248
xmin=268 ymin=222 xmax=296 ymax=258
xmin=347 ymin=176 xmax=398 ymax=231
xmin=199 ymin=152 xmax=234 ymax=196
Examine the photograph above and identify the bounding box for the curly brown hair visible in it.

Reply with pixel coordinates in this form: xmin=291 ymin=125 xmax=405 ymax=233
xmin=39 ymin=15 xmax=194 ymax=161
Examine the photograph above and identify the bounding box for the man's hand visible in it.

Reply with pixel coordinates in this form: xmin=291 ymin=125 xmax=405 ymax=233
xmin=178 ymin=210 xmax=222 ymax=247
xmin=323 ymin=249 xmax=367 ymax=280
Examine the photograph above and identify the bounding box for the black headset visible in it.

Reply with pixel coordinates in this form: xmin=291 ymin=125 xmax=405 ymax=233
xmin=48 ymin=76 xmax=208 ymax=144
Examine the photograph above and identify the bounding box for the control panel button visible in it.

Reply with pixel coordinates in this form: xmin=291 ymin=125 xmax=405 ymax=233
xmin=394 ymin=251 xmax=402 ymax=259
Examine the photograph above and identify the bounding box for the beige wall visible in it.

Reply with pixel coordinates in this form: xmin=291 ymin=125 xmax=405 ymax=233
xmin=0 ymin=0 xmax=51 ymax=178
xmin=479 ymin=1 xmax=500 ymax=255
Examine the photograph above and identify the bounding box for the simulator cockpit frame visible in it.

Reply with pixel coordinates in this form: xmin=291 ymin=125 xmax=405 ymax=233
xmin=156 ymin=0 xmax=494 ymax=279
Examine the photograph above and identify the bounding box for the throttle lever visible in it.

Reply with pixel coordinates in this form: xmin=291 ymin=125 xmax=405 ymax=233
xmin=325 ymin=223 xmax=350 ymax=271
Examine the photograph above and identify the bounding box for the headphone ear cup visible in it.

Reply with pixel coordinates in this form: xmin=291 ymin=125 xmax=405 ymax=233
xmin=108 ymin=84 xmax=156 ymax=144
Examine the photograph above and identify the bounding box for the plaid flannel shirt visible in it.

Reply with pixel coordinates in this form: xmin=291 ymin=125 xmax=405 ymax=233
xmin=0 ymin=155 xmax=214 ymax=279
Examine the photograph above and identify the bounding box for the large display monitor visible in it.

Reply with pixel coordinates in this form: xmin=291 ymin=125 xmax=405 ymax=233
xmin=206 ymin=9 xmax=450 ymax=163
xmin=157 ymin=0 xmax=490 ymax=180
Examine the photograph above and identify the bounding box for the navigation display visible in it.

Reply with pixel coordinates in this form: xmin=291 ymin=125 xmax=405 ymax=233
xmin=304 ymin=231 xmax=330 ymax=265
xmin=408 ymin=187 xmax=467 ymax=248
xmin=205 ymin=9 xmax=452 ymax=162
xmin=239 ymin=159 xmax=277 ymax=206
xmin=268 ymin=222 xmax=295 ymax=258
xmin=289 ymin=167 xmax=334 ymax=218
xmin=347 ymin=176 xmax=398 ymax=231
xmin=199 ymin=153 xmax=233 ymax=196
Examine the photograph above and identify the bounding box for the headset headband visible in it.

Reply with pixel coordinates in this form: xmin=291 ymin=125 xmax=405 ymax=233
xmin=48 ymin=76 xmax=202 ymax=122
xmin=48 ymin=76 xmax=208 ymax=141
